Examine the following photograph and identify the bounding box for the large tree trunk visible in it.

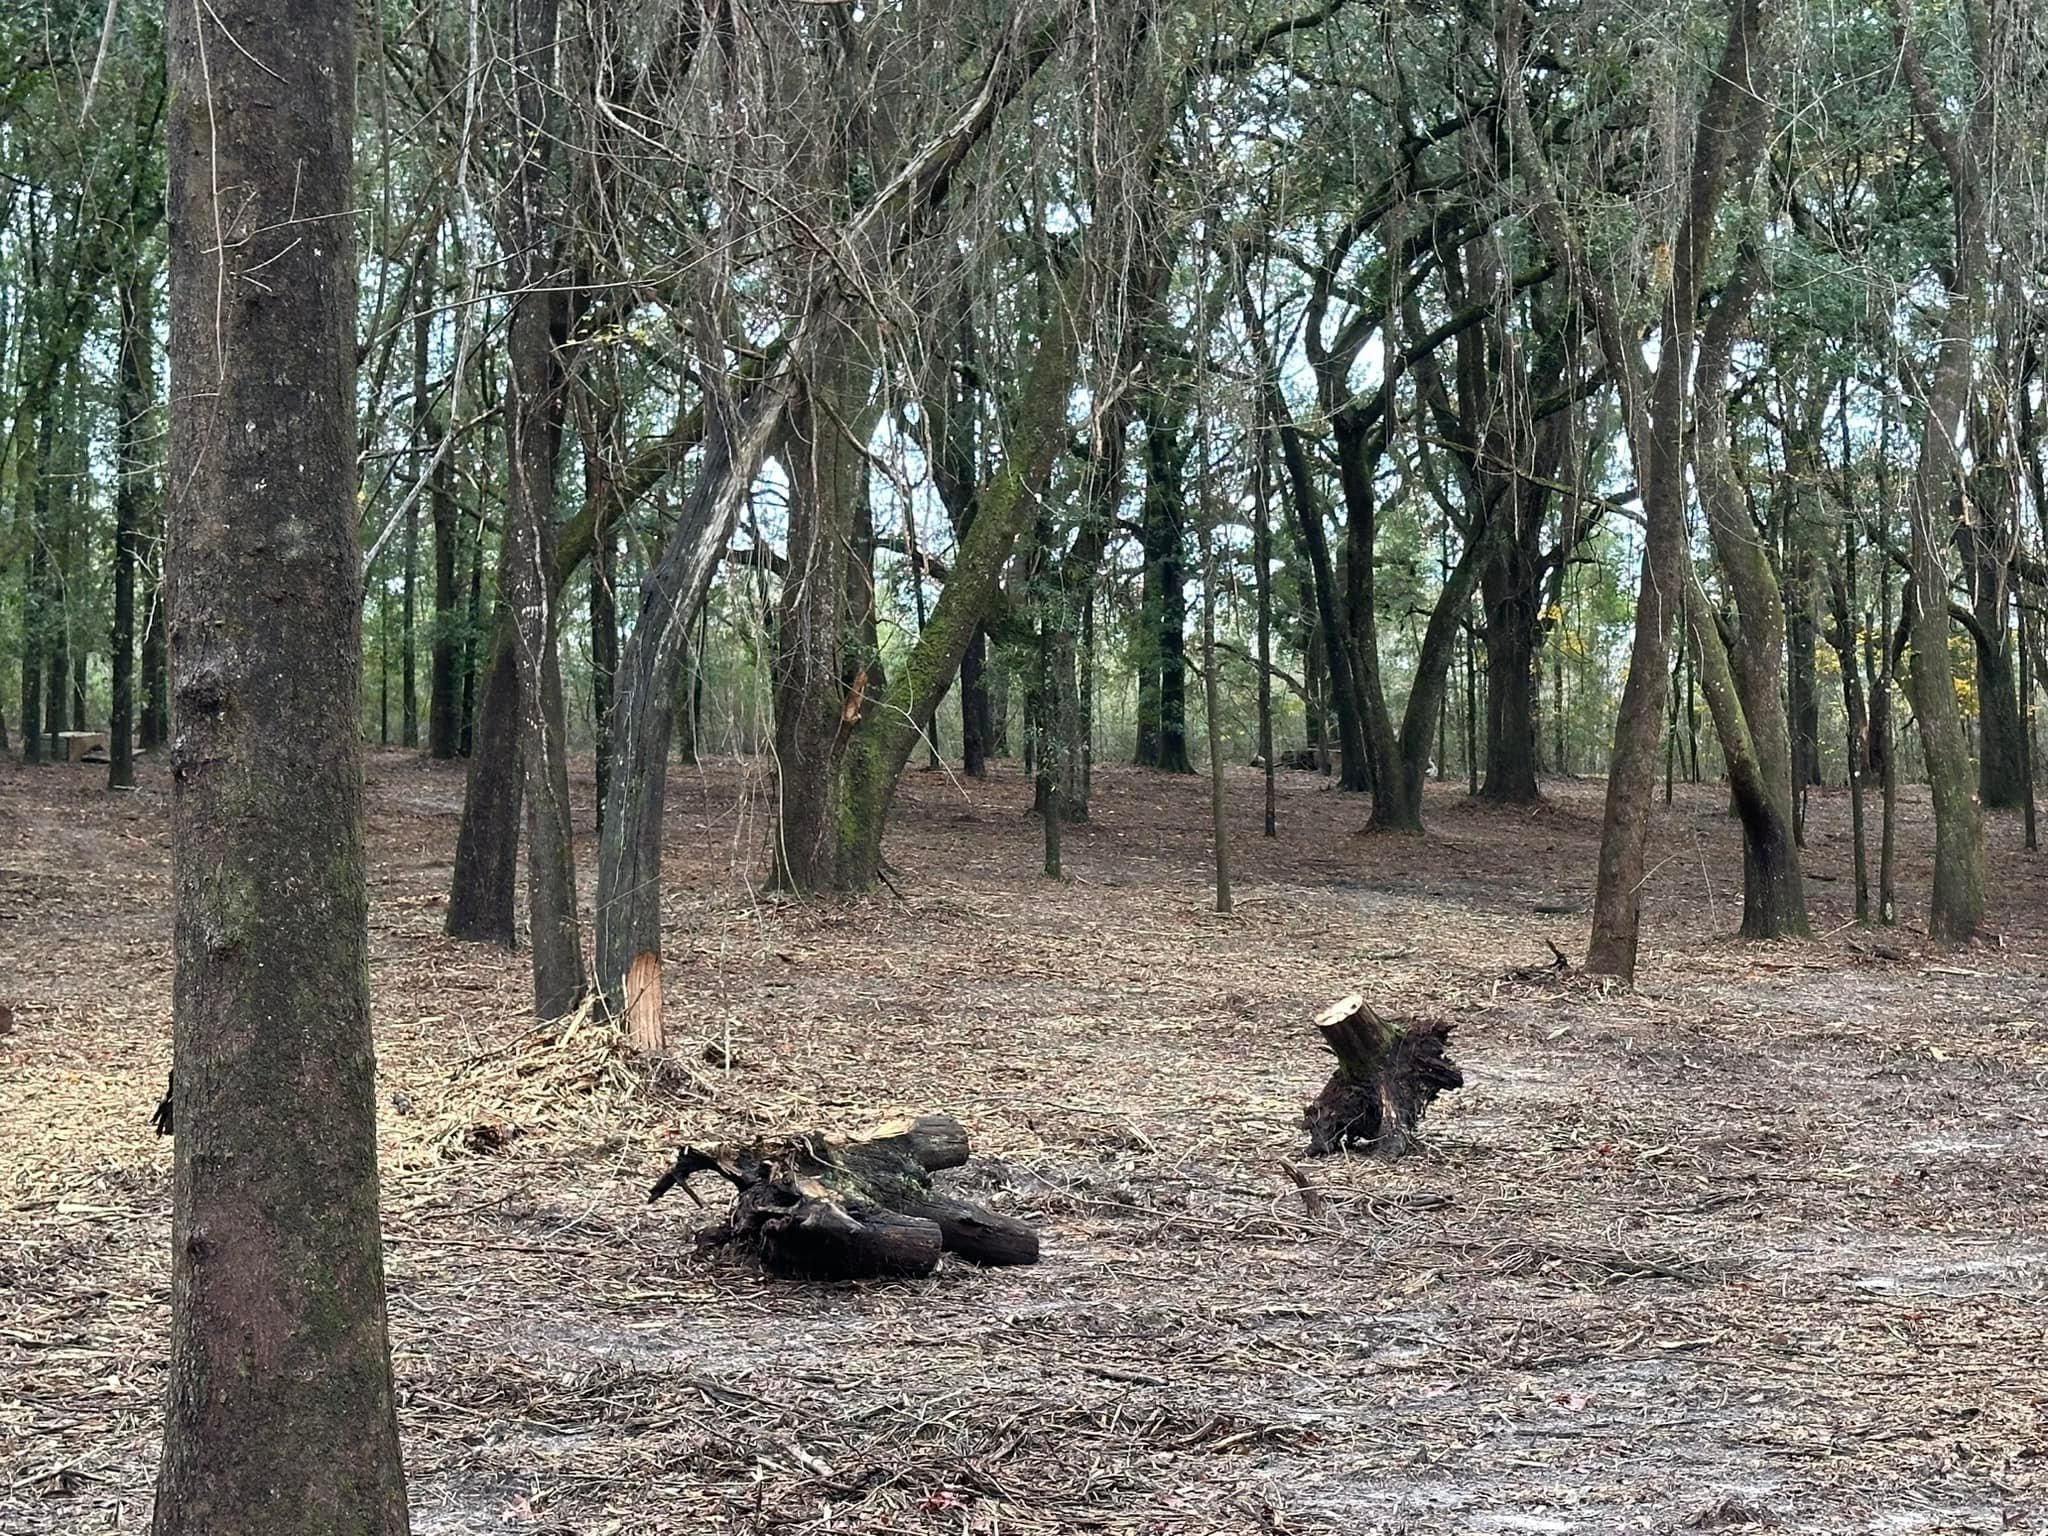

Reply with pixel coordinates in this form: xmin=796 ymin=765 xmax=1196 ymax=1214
xmin=771 ymin=330 xmax=878 ymax=893
xmin=959 ymin=625 xmax=991 ymax=775
xmin=1685 ymin=248 xmax=1807 ymax=941
xmin=1480 ymin=551 xmax=1542 ymax=803
xmin=1134 ymin=413 xmax=1193 ymax=774
xmin=109 ymin=268 xmax=152 ymax=790
xmin=156 ymin=1 xmax=409 ymax=1529
xmin=1503 ymin=0 xmax=1771 ymax=981
xmin=1893 ymin=10 xmax=1986 ymax=943
xmin=446 ymin=621 xmax=523 ymax=944
xmin=500 ymin=0 xmax=585 ymax=1017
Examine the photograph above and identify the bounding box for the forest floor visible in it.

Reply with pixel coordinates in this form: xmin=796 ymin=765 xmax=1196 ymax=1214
xmin=2 ymin=748 xmax=2045 ymax=1535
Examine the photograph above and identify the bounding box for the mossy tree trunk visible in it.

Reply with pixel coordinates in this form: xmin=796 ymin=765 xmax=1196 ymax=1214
xmin=1505 ymin=0 xmax=1772 ymax=982
xmin=593 ymin=8 xmax=1077 ymax=1008
xmin=156 ymin=0 xmax=409 ymax=1528
xmin=1894 ymin=11 xmax=1986 ymax=944
xmin=1684 ymin=245 xmax=1808 ymax=941
xmin=789 ymin=290 xmax=1082 ymax=893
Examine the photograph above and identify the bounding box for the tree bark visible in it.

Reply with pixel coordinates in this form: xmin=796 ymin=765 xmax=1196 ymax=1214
xmin=109 ymin=267 xmax=153 ymax=790
xmin=446 ymin=622 xmax=523 ymax=944
xmin=1200 ymin=521 xmax=1232 ymax=913
xmin=156 ymin=0 xmax=409 ymax=1528
xmin=587 ymin=408 xmax=620 ymax=825
xmin=1504 ymin=0 xmax=1770 ymax=981
xmin=1684 ymin=246 xmax=1807 ymax=940
xmin=1253 ymin=420 xmax=1277 ymax=836
xmin=18 ymin=404 xmax=50 ymax=764
xmin=1893 ymin=8 xmax=1986 ymax=943
xmin=1135 ymin=412 xmax=1193 ymax=774
xmin=426 ymin=409 xmax=460 ymax=758
xmin=500 ymin=0 xmax=586 ymax=1016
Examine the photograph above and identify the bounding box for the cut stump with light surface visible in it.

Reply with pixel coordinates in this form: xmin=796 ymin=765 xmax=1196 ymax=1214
xmin=648 ymin=1113 xmax=1038 ymax=1280
xmin=1303 ymin=993 xmax=1462 ymax=1159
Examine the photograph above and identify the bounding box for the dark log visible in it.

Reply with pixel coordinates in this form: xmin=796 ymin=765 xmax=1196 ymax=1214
xmin=1303 ymin=994 xmax=1463 ymax=1159
xmin=649 ymin=1114 xmax=1037 ymax=1280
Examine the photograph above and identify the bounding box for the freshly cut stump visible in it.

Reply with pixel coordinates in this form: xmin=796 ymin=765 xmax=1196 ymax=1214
xmin=1303 ymin=994 xmax=1462 ymax=1158
xmin=648 ymin=1114 xmax=1038 ymax=1280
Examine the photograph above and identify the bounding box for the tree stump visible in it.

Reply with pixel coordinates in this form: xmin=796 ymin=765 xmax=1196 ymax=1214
xmin=1303 ymin=994 xmax=1462 ymax=1158
xmin=649 ymin=1114 xmax=1038 ymax=1280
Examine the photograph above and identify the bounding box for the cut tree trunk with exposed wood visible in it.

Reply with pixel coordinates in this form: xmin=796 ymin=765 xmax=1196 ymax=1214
xmin=1303 ymin=995 xmax=1463 ymax=1160
xmin=156 ymin=0 xmax=409 ymax=1528
xmin=648 ymin=1115 xmax=1038 ymax=1281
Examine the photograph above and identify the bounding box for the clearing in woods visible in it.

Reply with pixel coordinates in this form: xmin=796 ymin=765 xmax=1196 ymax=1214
xmin=1 ymin=754 xmax=2044 ymax=1534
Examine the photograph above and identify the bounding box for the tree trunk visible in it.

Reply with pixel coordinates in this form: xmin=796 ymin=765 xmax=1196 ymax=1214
xmin=402 ymin=249 xmax=432 ymax=753
xmin=1961 ymin=521 xmax=2024 ymax=810
xmin=1480 ymin=560 xmax=1543 ymax=802
xmin=1303 ymin=995 xmax=1462 ymax=1159
xmin=1894 ymin=6 xmax=1986 ymax=943
xmin=959 ymin=625 xmax=990 ymax=775
xmin=1200 ymin=522 xmax=1231 ymax=913
xmin=1036 ymin=608 xmax=1063 ymax=880
xmin=588 ymin=426 xmax=619 ymax=825
xmin=141 ymin=508 xmax=169 ymax=752
xmin=770 ymin=332 xmax=878 ymax=893
xmin=18 ymin=405 xmax=50 ymax=765
xmin=446 ymin=623 xmax=522 ymax=945
xmin=650 ymin=1115 xmax=1037 ymax=1280
xmin=109 ymin=268 xmax=152 ymax=790
xmin=1135 ymin=413 xmax=1193 ymax=774
xmin=427 ymin=412 xmax=460 ymax=758
xmin=500 ymin=0 xmax=585 ymax=1017
xmin=1828 ymin=532 xmax=1871 ymax=921
xmin=156 ymin=0 xmax=409 ymax=1528
xmin=1254 ymin=426 xmax=1277 ymax=836
xmin=1507 ymin=0 xmax=1771 ymax=981
xmin=1685 ymin=246 xmax=1807 ymax=941
xmin=460 ymin=515 xmax=483 ymax=754
xmin=46 ymin=385 xmax=75 ymax=747
xmin=1244 ymin=288 xmax=1368 ymax=791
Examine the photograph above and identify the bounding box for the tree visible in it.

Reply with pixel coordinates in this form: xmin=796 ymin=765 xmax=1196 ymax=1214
xmin=109 ymin=262 xmax=155 ymax=791
xmin=1503 ymin=0 xmax=1773 ymax=982
xmin=1683 ymin=244 xmax=1809 ymax=939
xmin=155 ymin=0 xmax=408 ymax=1529
xmin=1891 ymin=2 xmax=1987 ymax=943
xmin=498 ymin=0 xmax=586 ymax=1017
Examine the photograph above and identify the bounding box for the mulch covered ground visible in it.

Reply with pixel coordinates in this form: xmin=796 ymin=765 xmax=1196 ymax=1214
xmin=2 ymin=749 xmax=2044 ymax=1534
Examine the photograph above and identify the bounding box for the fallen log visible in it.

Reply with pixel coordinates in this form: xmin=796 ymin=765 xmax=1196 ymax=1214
xmin=1303 ymin=994 xmax=1462 ymax=1159
xmin=649 ymin=1114 xmax=1038 ymax=1280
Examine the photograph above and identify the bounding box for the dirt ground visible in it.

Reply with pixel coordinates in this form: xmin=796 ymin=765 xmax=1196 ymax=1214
xmin=2 ymin=747 xmax=2045 ymax=1535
